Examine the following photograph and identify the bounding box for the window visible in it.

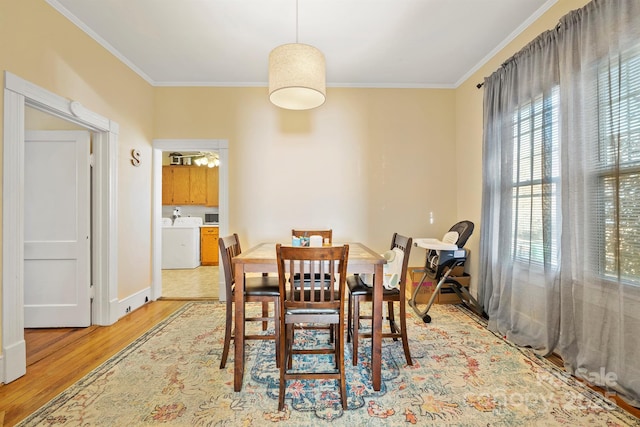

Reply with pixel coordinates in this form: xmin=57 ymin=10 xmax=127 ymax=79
xmin=595 ymin=48 xmax=640 ymax=285
xmin=511 ymin=88 xmax=560 ymax=267
xmin=509 ymin=49 xmax=640 ymax=281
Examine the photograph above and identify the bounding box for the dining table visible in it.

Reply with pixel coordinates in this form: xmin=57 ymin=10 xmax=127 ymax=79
xmin=232 ymin=241 xmax=386 ymax=392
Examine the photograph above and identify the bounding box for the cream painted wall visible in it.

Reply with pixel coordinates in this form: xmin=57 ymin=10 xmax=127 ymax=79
xmin=154 ymin=87 xmax=458 ymax=266
xmin=0 ymin=0 xmax=595 ymax=358
xmin=0 ymin=0 xmax=156 ymax=309
xmin=455 ymin=0 xmax=592 ymax=296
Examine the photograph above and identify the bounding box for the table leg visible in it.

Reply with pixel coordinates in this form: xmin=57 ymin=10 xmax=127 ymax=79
xmin=371 ymin=263 xmax=382 ymax=391
xmin=234 ymin=263 xmax=245 ymax=391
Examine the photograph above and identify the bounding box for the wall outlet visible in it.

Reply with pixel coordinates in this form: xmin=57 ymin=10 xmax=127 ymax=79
xmin=125 ymin=306 xmax=131 ymax=313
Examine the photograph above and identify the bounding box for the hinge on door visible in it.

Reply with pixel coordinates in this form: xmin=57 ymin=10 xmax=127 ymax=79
xmin=90 ymin=282 xmax=95 ymax=301
xmin=90 ymin=153 xmax=95 ymax=168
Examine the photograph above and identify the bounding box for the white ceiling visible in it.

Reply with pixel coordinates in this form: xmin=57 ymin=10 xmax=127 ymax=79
xmin=47 ymin=0 xmax=555 ymax=88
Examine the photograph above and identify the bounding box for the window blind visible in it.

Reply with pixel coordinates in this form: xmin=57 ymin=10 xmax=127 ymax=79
xmin=511 ymin=88 xmax=560 ymax=267
xmin=595 ymin=47 xmax=640 ymax=284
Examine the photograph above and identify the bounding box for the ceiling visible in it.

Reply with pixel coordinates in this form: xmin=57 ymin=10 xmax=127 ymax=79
xmin=47 ymin=0 xmax=555 ymax=89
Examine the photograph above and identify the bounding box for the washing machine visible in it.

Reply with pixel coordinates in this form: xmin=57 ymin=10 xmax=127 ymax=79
xmin=162 ymin=217 xmax=203 ymax=269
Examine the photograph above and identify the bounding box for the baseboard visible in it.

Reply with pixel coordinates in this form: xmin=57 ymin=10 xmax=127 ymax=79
xmin=1 ymin=340 xmax=26 ymax=384
xmin=118 ymin=287 xmax=152 ymax=319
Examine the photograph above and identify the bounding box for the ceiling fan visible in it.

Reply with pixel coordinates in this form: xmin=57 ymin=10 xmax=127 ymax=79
xmin=169 ymin=152 xmax=220 ymax=167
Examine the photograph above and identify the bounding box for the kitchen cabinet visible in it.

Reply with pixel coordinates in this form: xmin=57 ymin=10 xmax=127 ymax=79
xmin=206 ymin=167 xmax=219 ymax=207
xmin=200 ymin=226 xmax=219 ymax=266
xmin=189 ymin=167 xmax=207 ymax=204
xmin=161 ymin=167 xmax=174 ymax=205
xmin=171 ymin=167 xmax=191 ymax=204
xmin=162 ymin=166 xmax=207 ymax=205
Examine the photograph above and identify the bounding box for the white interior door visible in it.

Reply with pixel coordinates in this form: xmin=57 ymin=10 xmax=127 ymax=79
xmin=24 ymin=130 xmax=91 ymax=327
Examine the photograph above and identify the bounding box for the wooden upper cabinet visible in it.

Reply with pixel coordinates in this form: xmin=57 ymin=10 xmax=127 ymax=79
xmin=162 ymin=167 xmax=174 ymax=205
xmin=162 ymin=166 xmax=210 ymax=206
xmin=171 ymin=167 xmax=191 ymax=204
xmin=206 ymin=167 xmax=219 ymax=207
xmin=189 ymin=167 xmax=207 ymax=204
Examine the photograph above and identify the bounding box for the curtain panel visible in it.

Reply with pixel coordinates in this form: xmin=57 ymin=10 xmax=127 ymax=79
xmin=480 ymin=0 xmax=640 ymax=406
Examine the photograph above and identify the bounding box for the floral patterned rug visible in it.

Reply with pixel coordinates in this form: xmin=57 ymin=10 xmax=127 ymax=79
xmin=18 ymin=302 xmax=640 ymax=426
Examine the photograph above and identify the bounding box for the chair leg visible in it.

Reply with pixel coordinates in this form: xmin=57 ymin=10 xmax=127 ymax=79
xmin=338 ymin=320 xmax=347 ymax=409
xmin=274 ymin=298 xmax=280 ymax=368
xmin=220 ymin=299 xmax=233 ymax=369
xmin=388 ymin=301 xmax=399 ymax=340
xmin=333 ymin=323 xmax=339 ymax=369
xmin=352 ymin=295 xmax=360 ymax=366
xmin=287 ymin=323 xmax=294 ymax=370
xmin=262 ymin=301 xmax=269 ymax=331
xmin=347 ymin=292 xmax=353 ymax=343
xmin=399 ymin=299 xmax=413 ymax=366
xmin=278 ymin=321 xmax=288 ymax=411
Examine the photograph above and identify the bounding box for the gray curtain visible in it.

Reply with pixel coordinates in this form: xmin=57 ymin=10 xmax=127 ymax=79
xmin=480 ymin=0 xmax=640 ymax=406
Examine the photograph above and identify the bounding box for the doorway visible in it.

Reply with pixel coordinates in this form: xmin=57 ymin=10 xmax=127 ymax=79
xmin=151 ymin=139 xmax=229 ymax=302
xmin=159 ymin=150 xmax=220 ymax=299
xmin=2 ymin=72 xmax=119 ymax=383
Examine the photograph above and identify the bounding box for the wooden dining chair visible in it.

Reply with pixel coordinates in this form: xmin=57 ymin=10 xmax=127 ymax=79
xmin=347 ymin=233 xmax=413 ymax=366
xmin=291 ymin=228 xmax=334 ymax=283
xmin=275 ymin=244 xmax=349 ymax=411
xmin=219 ymin=233 xmax=280 ymax=369
xmin=291 ymin=228 xmax=332 ymax=244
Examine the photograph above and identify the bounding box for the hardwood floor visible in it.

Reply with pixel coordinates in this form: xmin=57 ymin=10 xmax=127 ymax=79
xmin=0 ymin=266 xmax=218 ymax=425
xmin=0 ymin=300 xmax=186 ymax=427
xmin=544 ymin=353 xmax=640 ymax=419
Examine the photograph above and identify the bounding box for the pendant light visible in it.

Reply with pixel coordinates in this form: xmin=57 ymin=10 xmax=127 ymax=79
xmin=268 ymin=0 xmax=326 ymax=110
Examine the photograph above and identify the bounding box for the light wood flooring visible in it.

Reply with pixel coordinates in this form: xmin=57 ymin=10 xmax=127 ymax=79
xmin=161 ymin=265 xmax=219 ymax=299
xmin=0 ymin=300 xmax=187 ymax=427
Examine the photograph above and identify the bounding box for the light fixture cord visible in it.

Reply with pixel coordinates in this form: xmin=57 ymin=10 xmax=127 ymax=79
xmin=296 ymin=0 xmax=299 ymax=43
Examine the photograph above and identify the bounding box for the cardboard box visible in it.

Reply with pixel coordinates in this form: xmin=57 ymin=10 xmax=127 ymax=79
xmin=449 ymin=265 xmax=465 ymax=276
xmin=411 ymin=265 xmax=464 ymax=280
xmin=410 ymin=279 xmax=438 ymax=304
xmin=443 ymin=272 xmax=470 ymax=287
xmin=438 ymin=287 xmax=465 ymax=304
xmin=408 ymin=270 xmax=471 ymax=305
xmin=410 ymin=267 xmax=428 ymax=284
xmin=407 ymin=267 xmax=434 ymax=303
xmin=438 ymin=273 xmax=471 ymax=304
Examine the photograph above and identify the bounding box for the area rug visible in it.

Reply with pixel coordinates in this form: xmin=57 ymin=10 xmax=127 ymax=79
xmin=18 ymin=302 xmax=640 ymax=426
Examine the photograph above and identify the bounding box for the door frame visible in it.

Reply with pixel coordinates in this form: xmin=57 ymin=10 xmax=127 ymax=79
xmin=2 ymin=71 xmax=119 ymax=383
xmin=151 ymin=139 xmax=229 ymax=301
